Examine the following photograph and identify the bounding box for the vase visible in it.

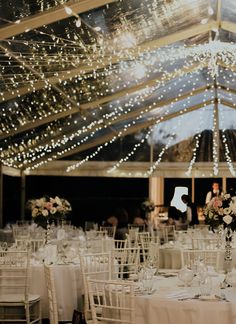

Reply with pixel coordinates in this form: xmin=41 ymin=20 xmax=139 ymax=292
xmin=224 ymin=226 xmax=233 ymax=273
xmin=45 ymin=219 xmax=51 ymax=245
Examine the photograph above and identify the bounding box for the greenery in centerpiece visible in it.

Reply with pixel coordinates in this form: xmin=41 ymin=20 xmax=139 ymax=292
xmin=26 ymin=195 xmax=72 ymax=228
xmin=141 ymin=199 xmax=156 ymax=214
xmin=204 ymin=191 xmax=236 ymax=231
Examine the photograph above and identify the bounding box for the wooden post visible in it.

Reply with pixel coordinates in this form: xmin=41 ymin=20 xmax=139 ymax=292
xmin=222 ymin=176 xmax=227 ymax=193
xmin=191 ymin=177 xmax=195 ymax=203
xmin=20 ymin=171 xmax=26 ymax=221
xmin=0 ymin=163 xmax=3 ymax=228
xmin=149 ymin=177 xmax=164 ymax=206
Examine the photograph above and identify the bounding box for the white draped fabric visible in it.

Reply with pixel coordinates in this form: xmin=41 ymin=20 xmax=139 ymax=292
xmin=159 ymin=247 xmax=236 ymax=270
xmin=134 ymin=275 xmax=236 ymax=324
xmin=30 ymin=264 xmax=82 ymax=321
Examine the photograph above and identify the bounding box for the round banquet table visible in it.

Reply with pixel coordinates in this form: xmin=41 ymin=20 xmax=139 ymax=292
xmin=134 ymin=273 xmax=236 ymax=324
xmin=30 ymin=263 xmax=82 ymax=321
xmin=159 ymin=247 xmax=182 ymax=269
xmin=29 ymin=256 xmax=114 ymax=321
xmin=0 ymin=229 xmax=14 ymax=243
xmin=159 ymin=246 xmax=236 ymax=270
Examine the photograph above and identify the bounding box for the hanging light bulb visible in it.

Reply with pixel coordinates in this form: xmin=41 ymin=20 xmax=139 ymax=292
xmin=64 ymin=6 xmax=73 ymax=15
xmin=208 ymin=6 xmax=214 ymax=16
xmin=94 ymin=26 xmax=101 ymax=32
xmin=75 ymin=17 xmax=82 ymax=27
xmin=201 ymin=18 xmax=208 ymax=24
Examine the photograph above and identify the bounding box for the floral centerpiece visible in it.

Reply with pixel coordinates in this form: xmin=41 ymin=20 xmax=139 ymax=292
xmin=203 ymin=193 xmax=236 ymax=231
xmin=26 ymin=195 xmax=72 ymax=228
xmin=204 ymin=191 xmax=236 ymax=264
xmin=141 ymin=199 xmax=156 ymax=214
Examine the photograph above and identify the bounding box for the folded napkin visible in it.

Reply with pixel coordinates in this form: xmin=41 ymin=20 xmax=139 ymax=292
xmin=44 ymin=244 xmax=57 ymax=264
xmin=57 ymin=228 xmax=66 ymax=240
xmin=166 ymin=290 xmax=193 ymax=299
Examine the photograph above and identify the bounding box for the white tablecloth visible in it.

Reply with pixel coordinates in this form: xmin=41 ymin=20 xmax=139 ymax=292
xmin=30 ymin=264 xmax=82 ymax=321
xmin=30 ymin=258 xmax=113 ymax=321
xmin=0 ymin=229 xmax=14 ymax=243
xmin=159 ymin=247 xmax=236 ymax=270
xmin=134 ymin=274 xmax=236 ymax=324
xmin=159 ymin=248 xmax=182 ymax=269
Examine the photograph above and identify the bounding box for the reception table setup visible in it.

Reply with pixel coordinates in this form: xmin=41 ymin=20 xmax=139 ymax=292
xmin=3 ymin=0 xmax=236 ymax=323
xmin=1 ymin=215 xmax=236 ymax=323
xmin=1 ymin=181 xmax=236 ymax=323
xmin=133 ymin=271 xmax=236 ymax=324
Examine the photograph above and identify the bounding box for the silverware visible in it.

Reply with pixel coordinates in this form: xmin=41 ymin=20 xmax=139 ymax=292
xmin=178 ymin=294 xmax=200 ymax=301
xmin=216 ymin=293 xmax=230 ymax=302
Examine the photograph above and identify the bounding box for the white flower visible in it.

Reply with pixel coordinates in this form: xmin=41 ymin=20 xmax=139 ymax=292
xmin=27 ymin=196 xmax=71 ymax=221
xmin=224 ymin=194 xmax=231 ymax=200
xmin=223 ymin=215 xmax=233 ymax=225
xmin=32 ymin=208 xmax=38 ymax=217
xmin=50 ymin=207 xmax=57 ymax=214
xmin=55 ymin=196 xmax=62 ymax=206
xmin=230 ymin=201 xmax=236 ymax=214
xmin=42 ymin=209 xmax=49 ymax=217
xmin=223 ymin=207 xmax=231 ymax=215
xmin=208 ymin=211 xmax=214 ymax=219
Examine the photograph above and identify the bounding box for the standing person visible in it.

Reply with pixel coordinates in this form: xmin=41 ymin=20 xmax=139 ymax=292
xmin=181 ymin=194 xmax=199 ymax=226
xmin=205 ymin=182 xmax=223 ymax=205
xmin=114 ymin=208 xmax=129 ymax=240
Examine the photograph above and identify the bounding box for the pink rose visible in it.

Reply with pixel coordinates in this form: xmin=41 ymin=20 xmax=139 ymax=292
xmin=212 ymin=198 xmax=222 ymax=209
xmin=45 ymin=202 xmax=53 ymax=210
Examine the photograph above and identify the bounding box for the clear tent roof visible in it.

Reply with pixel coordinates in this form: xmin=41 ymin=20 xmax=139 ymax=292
xmin=1 ymin=0 xmax=236 ymax=177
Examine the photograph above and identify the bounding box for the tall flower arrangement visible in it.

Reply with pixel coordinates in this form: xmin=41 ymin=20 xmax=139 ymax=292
xmin=26 ymin=196 xmax=72 ymax=227
xmin=204 ymin=192 xmax=236 ymax=231
xmin=141 ymin=199 xmax=156 ymax=214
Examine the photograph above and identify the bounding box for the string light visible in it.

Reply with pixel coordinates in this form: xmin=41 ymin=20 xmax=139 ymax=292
xmin=2 ymin=62 xmax=202 ymax=169
xmin=1 ymin=0 xmax=236 ymax=174
xmin=144 ymin=114 xmax=184 ymax=177
xmin=212 ymin=103 xmax=219 ymax=176
xmin=185 ymin=108 xmax=205 ymax=177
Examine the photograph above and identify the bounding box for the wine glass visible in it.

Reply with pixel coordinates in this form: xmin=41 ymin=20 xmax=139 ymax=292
xmin=199 ymin=275 xmax=212 ymax=296
xmin=142 ymin=269 xmax=154 ymax=294
xmin=146 ymin=256 xmax=158 ymax=276
xmin=178 ymin=266 xmax=194 ymax=288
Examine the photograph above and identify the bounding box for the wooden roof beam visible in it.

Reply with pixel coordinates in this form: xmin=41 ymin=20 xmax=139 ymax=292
xmin=0 ymin=0 xmax=117 ymax=40
xmin=218 ymin=85 xmax=236 ymax=95
xmin=221 ymin=21 xmax=236 ymax=34
xmin=220 ymin=99 xmax=236 ymax=110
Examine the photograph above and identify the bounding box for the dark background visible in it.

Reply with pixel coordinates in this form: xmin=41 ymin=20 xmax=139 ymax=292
xmin=2 ymin=175 xmax=235 ymax=227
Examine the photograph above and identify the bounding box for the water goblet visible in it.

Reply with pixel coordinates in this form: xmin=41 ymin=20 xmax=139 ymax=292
xmin=199 ymin=275 xmax=212 ymax=296
xmin=142 ymin=269 xmax=154 ymax=294
xmin=146 ymin=256 xmax=158 ymax=276
xmin=178 ymin=266 xmax=194 ymax=288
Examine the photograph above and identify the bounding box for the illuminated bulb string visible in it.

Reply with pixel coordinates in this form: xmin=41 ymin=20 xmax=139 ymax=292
xmin=219 ymin=91 xmax=236 ymax=177
xmin=107 ymin=104 xmax=174 ymax=174
xmin=222 ymin=129 xmax=236 ymax=177
xmin=65 ymin=104 xmax=172 ymax=173
xmin=30 ymin=102 xmax=160 ymax=172
xmin=144 ymin=114 xmax=184 ymax=177
xmin=212 ymin=104 xmax=219 ymax=176
xmin=185 ymin=88 xmax=214 ymax=176
xmin=107 ymin=127 xmax=155 ymax=174
xmin=55 ymin=69 xmax=199 ymax=174
xmin=13 ymin=86 xmax=165 ymax=167
xmin=6 ymin=65 xmax=197 ymax=169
